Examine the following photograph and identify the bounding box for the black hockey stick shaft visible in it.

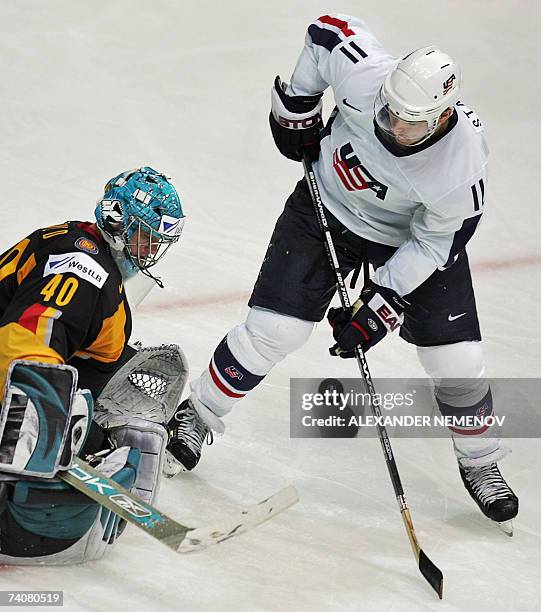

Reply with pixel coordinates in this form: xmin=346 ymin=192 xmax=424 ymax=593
xmin=302 ymin=153 xmax=443 ymax=599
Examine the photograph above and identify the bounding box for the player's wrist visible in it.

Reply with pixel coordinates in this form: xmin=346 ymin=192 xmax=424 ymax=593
xmin=270 ymin=76 xmax=323 ymax=162
xmin=273 ymin=76 xmax=323 ymax=114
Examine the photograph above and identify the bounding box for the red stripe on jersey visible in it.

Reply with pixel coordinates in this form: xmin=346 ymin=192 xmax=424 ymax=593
xmin=448 ymin=424 xmax=490 ymax=436
xmin=209 ymin=362 xmax=245 ymax=398
xmin=333 ymin=150 xmax=362 ymax=192
xmin=18 ymin=303 xmax=48 ymax=334
xmin=318 ymin=15 xmax=355 ymax=37
xmin=76 ymin=222 xmax=103 ymax=243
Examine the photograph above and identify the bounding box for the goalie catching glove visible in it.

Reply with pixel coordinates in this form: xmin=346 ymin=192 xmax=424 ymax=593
xmin=327 ymin=281 xmax=407 ymax=357
xmin=269 ymin=76 xmax=323 ymax=162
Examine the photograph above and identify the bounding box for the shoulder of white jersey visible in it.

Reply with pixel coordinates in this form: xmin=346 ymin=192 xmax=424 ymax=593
xmin=305 ymin=14 xmax=383 ymax=57
xmin=455 ymin=101 xmax=485 ymax=134
xmin=430 ymin=170 xmax=487 ymax=220
xmin=306 ymin=14 xmax=397 ymax=115
xmin=401 ymin=106 xmax=488 ymax=217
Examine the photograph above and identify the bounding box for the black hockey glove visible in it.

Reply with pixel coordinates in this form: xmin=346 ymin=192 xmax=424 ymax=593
xmin=327 ymin=281 xmax=407 ymax=357
xmin=269 ymin=76 xmax=323 ymax=162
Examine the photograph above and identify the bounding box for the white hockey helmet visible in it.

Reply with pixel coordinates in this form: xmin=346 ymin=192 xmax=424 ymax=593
xmin=374 ymin=46 xmax=461 ymax=146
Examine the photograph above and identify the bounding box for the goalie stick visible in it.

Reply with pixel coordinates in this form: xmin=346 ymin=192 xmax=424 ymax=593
xmin=59 ymin=458 xmax=298 ymax=552
xmin=302 ymin=153 xmax=443 ymax=599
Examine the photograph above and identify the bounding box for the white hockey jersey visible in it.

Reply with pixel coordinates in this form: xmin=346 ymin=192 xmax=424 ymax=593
xmin=287 ymin=14 xmax=488 ymax=296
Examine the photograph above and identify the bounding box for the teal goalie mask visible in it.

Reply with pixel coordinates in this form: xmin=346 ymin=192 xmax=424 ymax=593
xmin=95 ymin=167 xmax=185 ymax=281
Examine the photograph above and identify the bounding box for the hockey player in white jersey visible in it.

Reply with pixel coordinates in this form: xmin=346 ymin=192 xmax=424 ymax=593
xmin=166 ymin=15 xmax=518 ymax=527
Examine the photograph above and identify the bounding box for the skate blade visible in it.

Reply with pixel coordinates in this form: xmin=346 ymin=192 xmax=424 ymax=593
xmin=163 ymin=450 xmax=188 ymax=478
xmin=496 ymin=519 xmax=513 ymax=537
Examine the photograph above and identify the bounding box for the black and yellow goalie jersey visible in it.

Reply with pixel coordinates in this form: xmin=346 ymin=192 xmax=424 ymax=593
xmin=0 ymin=221 xmax=132 ymax=397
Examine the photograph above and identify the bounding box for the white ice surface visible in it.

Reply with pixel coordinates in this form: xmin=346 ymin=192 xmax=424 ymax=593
xmin=1 ymin=1 xmax=540 ymax=610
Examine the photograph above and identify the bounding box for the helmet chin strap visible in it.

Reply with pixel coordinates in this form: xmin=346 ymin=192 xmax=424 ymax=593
xmin=135 ymin=262 xmax=164 ymax=289
xmin=96 ymin=225 xmax=164 ymax=288
xmin=96 ymin=224 xmax=124 ymax=252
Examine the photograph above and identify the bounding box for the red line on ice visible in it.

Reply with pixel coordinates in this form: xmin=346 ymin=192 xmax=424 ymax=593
xmin=138 ymin=254 xmax=540 ymax=314
xmin=472 ymin=254 xmax=541 ymax=272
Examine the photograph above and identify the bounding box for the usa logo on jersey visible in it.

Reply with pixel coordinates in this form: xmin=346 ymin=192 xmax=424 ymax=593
xmin=333 ymin=143 xmax=388 ymax=200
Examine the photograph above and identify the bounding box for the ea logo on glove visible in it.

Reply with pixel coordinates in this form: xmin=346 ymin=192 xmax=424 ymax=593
xmin=376 ymin=305 xmax=400 ymax=332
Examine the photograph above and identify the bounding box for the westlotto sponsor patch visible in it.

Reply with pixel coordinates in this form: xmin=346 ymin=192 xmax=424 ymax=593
xmin=44 ymin=252 xmax=109 ymax=288
xmin=75 ymin=237 xmax=99 ymax=254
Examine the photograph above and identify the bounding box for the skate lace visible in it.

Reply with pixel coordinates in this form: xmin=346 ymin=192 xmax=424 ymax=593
xmin=171 ymin=406 xmax=213 ymax=454
xmin=465 ymin=463 xmax=512 ymax=505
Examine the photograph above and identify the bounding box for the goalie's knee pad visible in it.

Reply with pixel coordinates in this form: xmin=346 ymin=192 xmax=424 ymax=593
xmin=191 ymin=307 xmax=314 ymax=420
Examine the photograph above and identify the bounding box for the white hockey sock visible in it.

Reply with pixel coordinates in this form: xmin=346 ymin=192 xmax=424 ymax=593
xmin=417 ymin=341 xmax=509 ymax=466
xmin=191 ymin=307 xmax=314 ymax=422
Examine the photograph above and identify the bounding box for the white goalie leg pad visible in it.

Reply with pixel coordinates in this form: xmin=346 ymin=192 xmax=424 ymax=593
xmin=417 ymin=341 xmax=510 ymax=466
xmin=191 ymin=307 xmax=315 ymax=423
xmin=0 ymin=445 xmax=151 ymax=566
xmin=107 ymin=417 xmax=168 ymax=504
xmin=0 ymin=508 xmax=119 ymax=566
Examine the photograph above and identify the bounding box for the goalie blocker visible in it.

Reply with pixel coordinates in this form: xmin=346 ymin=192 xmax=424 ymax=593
xmin=0 ymin=361 xmax=92 ymax=478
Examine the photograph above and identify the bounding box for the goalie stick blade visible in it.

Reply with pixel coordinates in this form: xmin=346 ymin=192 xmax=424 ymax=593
xmin=418 ymin=549 xmax=444 ymax=599
xmin=178 ymin=486 xmax=299 ymax=552
xmin=61 ymin=458 xmax=190 ymax=550
xmin=60 ymin=459 xmax=298 ymax=553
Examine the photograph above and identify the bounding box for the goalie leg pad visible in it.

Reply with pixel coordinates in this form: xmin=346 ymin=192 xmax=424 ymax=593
xmin=0 ymin=361 xmax=92 ymax=478
xmin=107 ymin=417 xmax=168 ymax=504
xmin=0 ymin=446 xmax=140 ymax=565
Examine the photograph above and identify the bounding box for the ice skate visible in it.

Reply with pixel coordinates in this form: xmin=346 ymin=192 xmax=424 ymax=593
xmin=164 ymin=398 xmax=213 ymax=476
xmin=459 ymin=462 xmax=518 ymax=536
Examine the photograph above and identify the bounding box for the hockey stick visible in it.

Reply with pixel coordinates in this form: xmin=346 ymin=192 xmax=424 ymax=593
xmin=302 ymin=153 xmax=443 ymax=599
xmin=59 ymin=458 xmax=298 ymax=552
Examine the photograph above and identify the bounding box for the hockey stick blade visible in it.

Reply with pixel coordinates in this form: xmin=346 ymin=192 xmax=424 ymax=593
xmin=178 ymin=486 xmax=299 ymax=552
xmin=60 ymin=458 xmax=298 ymax=552
xmin=418 ymin=549 xmax=444 ymax=599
